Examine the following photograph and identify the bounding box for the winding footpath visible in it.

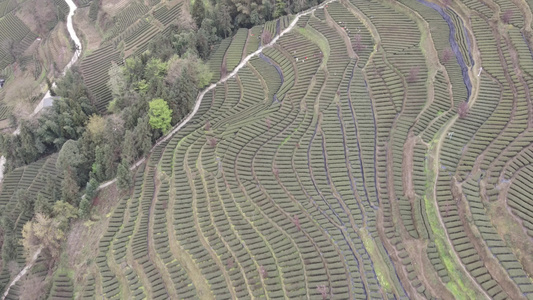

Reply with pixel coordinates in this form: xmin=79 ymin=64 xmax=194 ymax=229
xmin=0 ymin=0 xmax=81 ymax=296
xmin=2 ymin=1 xmax=338 ymax=296
xmin=98 ymin=0 xmax=339 ymax=190
xmin=1 ymin=247 xmax=42 ymax=300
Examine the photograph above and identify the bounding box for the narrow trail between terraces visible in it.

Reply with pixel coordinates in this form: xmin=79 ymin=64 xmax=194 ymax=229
xmin=97 ymin=0 xmax=340 ymax=191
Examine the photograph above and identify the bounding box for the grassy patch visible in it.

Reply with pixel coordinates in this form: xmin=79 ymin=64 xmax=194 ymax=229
xmin=297 ymin=26 xmax=330 ymax=69
xmin=359 ymin=228 xmax=392 ymax=293
xmin=424 ymin=141 xmax=477 ymax=300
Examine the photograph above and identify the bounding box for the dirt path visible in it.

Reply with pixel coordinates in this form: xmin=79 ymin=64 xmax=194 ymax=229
xmin=1 ymin=247 xmax=42 ymax=300
xmin=146 ymin=171 xmax=178 ymax=299
xmin=92 ymin=0 xmax=339 ymax=199
xmin=324 ymin=8 xmax=357 ymax=59
xmin=166 ymin=153 xmax=214 ymax=299
xmin=430 ymin=115 xmax=491 ymax=300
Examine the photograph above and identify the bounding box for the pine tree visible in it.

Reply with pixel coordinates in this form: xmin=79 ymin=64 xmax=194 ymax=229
xmin=89 ymin=0 xmax=100 ymax=21
xmin=45 ymin=175 xmax=60 ymax=202
xmin=92 ymin=146 xmax=105 ymax=182
xmin=274 ymin=0 xmax=286 ymax=18
xmin=134 ymin=116 xmax=152 ymax=157
xmin=192 ymin=0 xmax=206 ymax=28
xmin=121 ymin=130 xmax=137 ymax=165
xmin=78 ymin=197 xmax=91 ymax=219
xmin=117 ymin=162 xmax=132 ymax=191
xmin=61 ymin=168 xmax=79 ymax=205
xmin=15 ymin=190 xmax=34 ymax=215
xmin=85 ymin=178 xmax=99 ymax=201
xmin=35 ymin=193 xmax=52 ymax=216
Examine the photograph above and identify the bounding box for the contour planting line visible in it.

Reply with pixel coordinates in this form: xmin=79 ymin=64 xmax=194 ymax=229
xmin=1 ymin=247 xmax=43 ymax=300
xmin=96 ymin=0 xmax=340 ymax=192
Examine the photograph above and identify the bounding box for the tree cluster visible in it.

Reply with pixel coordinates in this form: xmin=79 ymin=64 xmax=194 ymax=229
xmin=191 ymin=0 xmax=325 ymax=41
xmin=0 ymin=0 xmax=327 ymax=271
xmin=0 ymin=36 xmax=213 ymax=240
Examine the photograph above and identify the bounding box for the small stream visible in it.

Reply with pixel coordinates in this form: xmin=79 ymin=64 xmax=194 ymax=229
xmin=416 ymin=0 xmax=473 ymax=101
xmin=258 ymin=53 xmax=284 ymax=102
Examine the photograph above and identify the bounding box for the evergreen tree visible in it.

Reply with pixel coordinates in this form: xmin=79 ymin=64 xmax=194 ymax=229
xmin=78 ymin=197 xmax=91 ymax=219
xmin=274 ymin=0 xmax=286 ymax=18
xmin=215 ymin=4 xmax=233 ymax=38
xmin=121 ymin=130 xmax=137 ymax=165
xmin=89 ymin=0 xmax=100 ymax=21
xmin=2 ymin=234 xmax=17 ymax=262
xmin=134 ymin=116 xmax=153 ymax=157
xmin=61 ymin=167 xmax=79 ymax=205
xmin=35 ymin=193 xmax=52 ymax=216
xmin=15 ymin=190 xmax=34 ymax=215
xmin=92 ymin=145 xmax=115 ymax=181
xmin=85 ymin=178 xmax=99 ymax=201
xmin=192 ymin=0 xmax=206 ymax=28
xmin=117 ymin=162 xmax=132 ymax=191
xmin=45 ymin=175 xmax=60 ymax=202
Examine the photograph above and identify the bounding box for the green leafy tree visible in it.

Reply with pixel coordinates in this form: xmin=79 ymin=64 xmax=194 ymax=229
xmin=148 ymin=98 xmax=172 ymax=133
xmin=56 ymin=140 xmax=83 ymax=171
xmin=52 ymin=201 xmax=78 ymax=226
xmin=124 ymin=57 xmax=145 ymax=84
xmin=145 ymin=58 xmax=168 ymax=79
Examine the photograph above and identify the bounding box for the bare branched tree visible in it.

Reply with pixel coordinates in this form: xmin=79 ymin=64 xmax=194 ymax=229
xmin=208 ymin=137 xmax=218 ymax=148
xmin=259 ymin=265 xmax=268 ymax=278
xmin=502 ymin=10 xmax=513 ymax=24
xmin=441 ymin=47 xmax=453 ymax=64
xmin=262 ymin=30 xmax=272 ymax=45
xmin=407 ymin=67 xmax=420 ymax=83
xmin=352 ymin=34 xmax=366 ymax=53
xmin=293 ymin=215 xmax=301 ymax=231
xmin=317 ymin=285 xmax=329 ymax=299
xmin=457 ymin=101 xmax=469 ymax=118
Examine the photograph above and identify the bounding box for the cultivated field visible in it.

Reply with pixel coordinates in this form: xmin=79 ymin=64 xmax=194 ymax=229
xmin=0 ymin=0 xmax=74 ymax=123
xmin=78 ymin=0 xmax=183 ymax=111
xmin=2 ymin=0 xmax=533 ymax=298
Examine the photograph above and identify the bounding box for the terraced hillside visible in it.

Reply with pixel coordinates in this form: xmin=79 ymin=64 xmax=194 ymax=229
xmin=3 ymin=0 xmax=533 ymax=298
xmin=0 ymin=154 xmax=62 ymax=292
xmin=79 ymin=0 xmax=183 ymax=111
